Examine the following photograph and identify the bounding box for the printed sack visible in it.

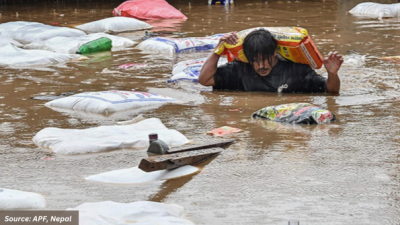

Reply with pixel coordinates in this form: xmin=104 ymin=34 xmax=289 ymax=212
xmin=45 ymin=90 xmax=179 ymax=115
xmin=252 ymin=103 xmax=336 ymax=124
xmin=214 ymin=27 xmax=323 ymax=69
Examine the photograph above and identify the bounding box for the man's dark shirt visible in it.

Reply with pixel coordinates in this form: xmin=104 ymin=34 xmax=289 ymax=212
xmin=213 ymin=60 xmax=327 ymax=93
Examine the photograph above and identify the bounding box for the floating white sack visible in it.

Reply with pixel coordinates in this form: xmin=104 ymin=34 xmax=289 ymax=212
xmin=32 ymin=118 xmax=189 ymax=154
xmin=25 ymin=33 xmax=136 ymax=54
xmin=86 ymin=165 xmax=199 ymax=184
xmin=0 ymin=188 xmax=46 ymax=210
xmin=0 ymin=37 xmax=23 ymax=47
xmin=168 ymin=57 xmax=228 ymax=83
xmin=76 ymin=17 xmax=152 ymax=33
xmin=0 ymin=44 xmax=83 ymax=68
xmin=136 ymin=34 xmax=223 ymax=55
xmin=349 ymin=2 xmax=400 ymax=19
xmin=45 ymin=90 xmax=179 ymax=115
xmin=67 ymin=201 xmax=195 ymax=225
xmin=0 ymin=21 xmax=85 ymax=44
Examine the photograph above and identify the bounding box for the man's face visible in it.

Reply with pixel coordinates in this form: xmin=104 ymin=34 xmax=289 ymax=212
xmin=252 ymin=52 xmax=277 ymax=76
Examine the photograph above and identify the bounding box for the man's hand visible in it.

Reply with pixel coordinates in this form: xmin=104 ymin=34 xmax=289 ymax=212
xmin=219 ymin=32 xmax=239 ymax=45
xmin=324 ymin=52 xmax=343 ymax=75
xmin=324 ymin=52 xmax=343 ymax=94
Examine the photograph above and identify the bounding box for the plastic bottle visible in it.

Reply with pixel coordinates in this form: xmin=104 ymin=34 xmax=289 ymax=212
xmin=76 ymin=37 xmax=112 ymax=54
xmin=147 ymin=133 xmax=170 ymax=155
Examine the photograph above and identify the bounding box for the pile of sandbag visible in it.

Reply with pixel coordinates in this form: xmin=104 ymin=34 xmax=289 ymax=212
xmin=25 ymin=33 xmax=136 ymax=54
xmin=0 ymin=44 xmax=84 ymax=68
xmin=349 ymin=2 xmax=400 ymax=19
xmin=76 ymin=17 xmax=152 ymax=33
xmin=113 ymin=0 xmax=187 ymax=20
xmin=0 ymin=21 xmax=85 ymax=44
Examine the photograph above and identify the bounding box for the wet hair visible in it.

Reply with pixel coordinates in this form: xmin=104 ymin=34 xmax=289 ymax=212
xmin=243 ymin=29 xmax=277 ymax=67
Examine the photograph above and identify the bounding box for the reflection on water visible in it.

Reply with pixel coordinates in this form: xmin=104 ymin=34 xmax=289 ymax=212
xmin=1 ymin=0 xmax=400 ymax=224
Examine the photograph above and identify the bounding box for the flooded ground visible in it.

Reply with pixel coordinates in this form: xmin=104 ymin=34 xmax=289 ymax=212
xmin=1 ymin=0 xmax=400 ymax=224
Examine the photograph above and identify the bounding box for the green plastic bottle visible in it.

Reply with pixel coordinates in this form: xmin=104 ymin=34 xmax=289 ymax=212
xmin=77 ymin=37 xmax=112 ymax=54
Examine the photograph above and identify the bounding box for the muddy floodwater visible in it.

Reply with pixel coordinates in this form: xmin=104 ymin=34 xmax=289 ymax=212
xmin=1 ymin=0 xmax=400 ymax=224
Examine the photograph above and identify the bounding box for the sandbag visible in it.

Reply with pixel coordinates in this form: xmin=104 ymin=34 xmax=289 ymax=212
xmin=0 ymin=37 xmax=23 ymax=47
xmin=32 ymin=118 xmax=190 ymax=154
xmin=136 ymin=35 xmax=221 ymax=55
xmin=0 ymin=44 xmax=84 ymax=68
xmin=113 ymin=0 xmax=187 ymax=20
xmin=0 ymin=188 xmax=46 ymax=210
xmin=349 ymin=2 xmax=400 ymax=19
xmin=0 ymin=21 xmax=85 ymax=44
xmin=252 ymin=103 xmax=335 ymax=124
xmin=45 ymin=90 xmax=178 ymax=115
xmin=86 ymin=165 xmax=199 ymax=184
xmin=67 ymin=201 xmax=195 ymax=225
xmin=76 ymin=17 xmax=152 ymax=33
xmin=168 ymin=57 xmax=228 ymax=83
xmin=215 ymin=27 xmax=324 ymax=69
xmin=25 ymin=33 xmax=136 ymax=54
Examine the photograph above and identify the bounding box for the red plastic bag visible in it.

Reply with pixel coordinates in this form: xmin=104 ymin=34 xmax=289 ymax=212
xmin=113 ymin=0 xmax=187 ymax=20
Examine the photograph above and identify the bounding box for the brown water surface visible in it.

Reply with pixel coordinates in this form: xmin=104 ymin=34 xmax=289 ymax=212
xmin=1 ymin=0 xmax=400 ymax=224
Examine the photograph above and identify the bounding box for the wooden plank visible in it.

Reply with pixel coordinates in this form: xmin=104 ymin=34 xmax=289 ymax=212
xmin=139 ymin=147 xmax=223 ymax=172
xmin=166 ymin=139 xmax=237 ymax=154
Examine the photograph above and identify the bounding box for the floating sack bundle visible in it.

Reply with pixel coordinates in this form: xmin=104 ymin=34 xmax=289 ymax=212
xmin=252 ymin=103 xmax=335 ymax=124
xmin=45 ymin=90 xmax=179 ymax=116
xmin=215 ymin=27 xmax=323 ymax=69
xmin=0 ymin=188 xmax=46 ymax=210
xmin=25 ymin=33 xmax=135 ymax=54
xmin=76 ymin=17 xmax=152 ymax=33
xmin=349 ymin=2 xmax=400 ymax=19
xmin=0 ymin=21 xmax=85 ymax=44
xmin=137 ymin=35 xmax=222 ymax=55
xmin=168 ymin=57 xmax=228 ymax=83
xmin=86 ymin=165 xmax=198 ymax=184
xmin=113 ymin=0 xmax=188 ymax=20
xmin=33 ymin=118 xmax=189 ymax=154
xmin=68 ymin=201 xmax=195 ymax=225
xmin=0 ymin=44 xmax=84 ymax=68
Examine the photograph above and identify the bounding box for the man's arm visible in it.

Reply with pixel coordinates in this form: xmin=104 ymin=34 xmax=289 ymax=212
xmin=199 ymin=32 xmax=238 ymax=86
xmin=324 ymin=52 xmax=343 ymax=93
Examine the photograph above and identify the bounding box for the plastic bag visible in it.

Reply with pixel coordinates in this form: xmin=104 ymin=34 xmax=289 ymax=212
xmin=252 ymin=103 xmax=336 ymax=124
xmin=0 ymin=188 xmax=46 ymax=210
xmin=76 ymin=17 xmax=152 ymax=33
xmin=215 ymin=27 xmax=323 ymax=69
xmin=349 ymin=2 xmax=400 ymax=19
xmin=113 ymin=0 xmax=187 ymax=20
xmin=67 ymin=201 xmax=195 ymax=225
xmin=25 ymin=33 xmax=136 ymax=54
xmin=76 ymin=37 xmax=112 ymax=54
xmin=32 ymin=118 xmax=189 ymax=154
xmin=0 ymin=21 xmax=85 ymax=44
xmin=168 ymin=57 xmax=228 ymax=83
xmin=136 ymin=35 xmax=222 ymax=55
xmin=0 ymin=44 xmax=84 ymax=68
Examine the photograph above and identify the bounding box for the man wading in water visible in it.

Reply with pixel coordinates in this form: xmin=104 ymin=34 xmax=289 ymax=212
xmin=199 ymin=29 xmax=343 ymax=93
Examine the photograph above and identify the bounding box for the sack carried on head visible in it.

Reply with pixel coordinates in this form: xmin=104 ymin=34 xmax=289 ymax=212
xmin=214 ymin=27 xmax=324 ymax=69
